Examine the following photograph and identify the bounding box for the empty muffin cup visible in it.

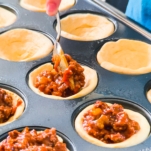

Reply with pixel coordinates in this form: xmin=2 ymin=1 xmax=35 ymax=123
xmin=55 ymin=11 xmax=116 ymax=41
xmin=0 ymin=5 xmax=17 ymax=28
xmin=0 ymin=28 xmax=54 ymax=62
xmin=97 ymin=39 xmax=151 ymax=75
xmin=20 ymin=0 xmax=76 ymax=12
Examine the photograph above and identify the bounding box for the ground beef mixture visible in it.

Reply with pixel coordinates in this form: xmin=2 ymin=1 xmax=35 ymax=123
xmin=35 ymin=54 xmax=85 ymax=97
xmin=0 ymin=127 xmax=67 ymax=151
xmin=0 ymin=88 xmax=20 ymax=123
xmin=82 ymin=101 xmax=140 ymax=144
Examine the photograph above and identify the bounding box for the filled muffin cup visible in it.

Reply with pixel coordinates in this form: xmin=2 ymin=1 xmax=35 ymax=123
xmin=0 ymin=83 xmax=26 ymax=126
xmin=72 ymin=98 xmax=151 ymax=148
xmin=0 ymin=126 xmax=76 ymax=151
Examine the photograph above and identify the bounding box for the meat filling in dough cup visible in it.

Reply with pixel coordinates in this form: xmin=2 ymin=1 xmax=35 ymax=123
xmin=0 ymin=126 xmax=76 ymax=151
xmin=72 ymin=98 xmax=151 ymax=148
xmin=27 ymin=62 xmax=98 ymax=100
xmin=97 ymin=39 xmax=151 ymax=75
xmin=0 ymin=28 xmax=54 ymax=62
xmin=0 ymin=84 xmax=25 ymax=126
xmin=0 ymin=6 xmax=17 ymax=28
xmin=55 ymin=13 xmax=115 ymax=41
xmin=20 ymin=0 xmax=76 ymax=12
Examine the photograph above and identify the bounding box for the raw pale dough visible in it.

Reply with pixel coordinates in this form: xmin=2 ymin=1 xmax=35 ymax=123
xmin=59 ymin=0 xmax=75 ymax=11
xmin=0 ymin=7 xmax=16 ymax=28
xmin=56 ymin=13 xmax=115 ymax=41
xmin=56 ymin=135 xmax=69 ymax=151
xmin=0 ymin=88 xmax=25 ymax=126
xmin=20 ymin=0 xmax=75 ymax=12
xmin=20 ymin=0 xmax=46 ymax=12
xmin=147 ymin=89 xmax=151 ymax=103
xmin=75 ymin=103 xmax=150 ymax=148
xmin=28 ymin=63 xmax=98 ymax=100
xmin=97 ymin=39 xmax=151 ymax=75
xmin=0 ymin=28 xmax=53 ymax=61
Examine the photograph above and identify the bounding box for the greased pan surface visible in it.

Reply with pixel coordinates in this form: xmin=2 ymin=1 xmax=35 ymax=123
xmin=0 ymin=0 xmax=151 ymax=151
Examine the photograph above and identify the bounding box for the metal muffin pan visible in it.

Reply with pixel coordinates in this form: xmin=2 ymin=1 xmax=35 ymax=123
xmin=0 ymin=0 xmax=151 ymax=151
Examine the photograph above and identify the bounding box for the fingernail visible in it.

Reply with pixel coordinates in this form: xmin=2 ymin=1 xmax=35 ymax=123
xmin=46 ymin=2 xmax=57 ymax=16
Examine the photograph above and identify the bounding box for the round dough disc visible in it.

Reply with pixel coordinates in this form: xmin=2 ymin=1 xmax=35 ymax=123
xmin=0 ymin=28 xmax=53 ymax=61
xmin=59 ymin=0 xmax=75 ymax=11
xmin=56 ymin=13 xmax=115 ymax=41
xmin=0 ymin=7 xmax=16 ymax=28
xmin=28 ymin=63 xmax=98 ymax=100
xmin=97 ymin=39 xmax=151 ymax=75
xmin=0 ymin=88 xmax=25 ymax=126
xmin=147 ymin=89 xmax=151 ymax=103
xmin=20 ymin=0 xmax=75 ymax=12
xmin=75 ymin=103 xmax=150 ymax=148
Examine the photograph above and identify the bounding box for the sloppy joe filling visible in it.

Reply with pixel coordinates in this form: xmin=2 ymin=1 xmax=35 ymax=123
xmin=0 ymin=88 xmax=22 ymax=123
xmin=82 ymin=101 xmax=140 ymax=144
xmin=0 ymin=127 xmax=68 ymax=151
xmin=35 ymin=54 xmax=85 ymax=97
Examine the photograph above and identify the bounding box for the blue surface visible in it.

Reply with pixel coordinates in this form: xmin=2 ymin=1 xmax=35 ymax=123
xmin=126 ymin=0 xmax=151 ymax=31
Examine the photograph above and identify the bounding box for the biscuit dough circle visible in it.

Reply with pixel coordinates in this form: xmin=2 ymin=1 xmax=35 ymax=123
xmin=28 ymin=63 xmax=97 ymax=100
xmin=147 ymin=89 xmax=151 ymax=103
xmin=0 ymin=88 xmax=25 ymax=126
xmin=75 ymin=103 xmax=150 ymax=148
xmin=20 ymin=0 xmax=75 ymax=12
xmin=97 ymin=39 xmax=151 ymax=75
xmin=0 ymin=28 xmax=53 ymax=61
xmin=0 ymin=7 xmax=16 ymax=28
xmin=56 ymin=13 xmax=115 ymax=41
xmin=59 ymin=0 xmax=75 ymax=11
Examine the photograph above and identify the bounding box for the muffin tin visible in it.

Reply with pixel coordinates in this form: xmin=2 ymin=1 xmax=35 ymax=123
xmin=0 ymin=0 xmax=151 ymax=151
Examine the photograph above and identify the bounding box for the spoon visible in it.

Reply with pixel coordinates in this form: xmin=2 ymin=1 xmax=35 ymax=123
xmin=53 ymin=12 xmax=68 ymax=72
xmin=53 ymin=12 xmax=75 ymax=90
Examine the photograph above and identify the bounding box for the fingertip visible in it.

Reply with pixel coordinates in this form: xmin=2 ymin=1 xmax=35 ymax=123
xmin=46 ymin=0 xmax=61 ymax=16
xmin=46 ymin=3 xmax=57 ymax=16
